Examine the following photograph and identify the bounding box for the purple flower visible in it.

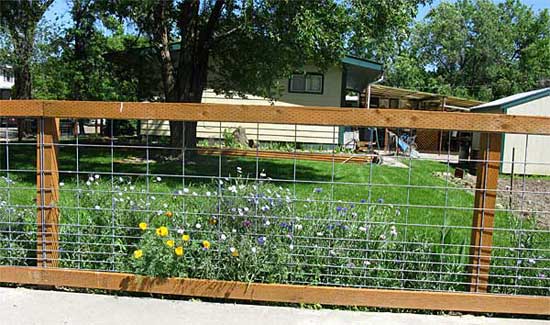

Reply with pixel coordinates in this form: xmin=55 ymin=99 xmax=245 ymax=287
xmin=336 ymin=206 xmax=343 ymax=213
xmin=314 ymin=188 xmax=323 ymax=193
xmin=242 ymin=220 xmax=252 ymax=228
xmin=257 ymin=236 xmax=267 ymax=245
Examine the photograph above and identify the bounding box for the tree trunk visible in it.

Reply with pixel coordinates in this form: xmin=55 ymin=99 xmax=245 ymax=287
xmin=153 ymin=0 xmax=223 ymax=159
xmin=13 ymin=57 xmax=32 ymax=141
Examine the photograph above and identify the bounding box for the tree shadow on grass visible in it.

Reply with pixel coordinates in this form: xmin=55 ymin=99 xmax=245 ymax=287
xmin=1 ymin=143 xmax=347 ymax=189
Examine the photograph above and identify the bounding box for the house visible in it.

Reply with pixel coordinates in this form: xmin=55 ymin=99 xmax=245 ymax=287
xmin=141 ymin=56 xmax=382 ymax=146
xmin=470 ymin=88 xmax=550 ymax=175
xmin=107 ymin=47 xmax=483 ymax=151
xmin=0 ymin=65 xmax=14 ymax=99
xmin=105 ymin=46 xmax=383 ymax=146
xmin=137 ymin=56 xmax=383 ymax=146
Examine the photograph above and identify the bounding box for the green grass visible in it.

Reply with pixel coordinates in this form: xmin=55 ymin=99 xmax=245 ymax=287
xmin=0 ymin=140 xmax=547 ymax=295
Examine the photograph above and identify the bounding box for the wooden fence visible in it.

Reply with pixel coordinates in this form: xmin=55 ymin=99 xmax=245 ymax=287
xmin=0 ymin=100 xmax=549 ymax=315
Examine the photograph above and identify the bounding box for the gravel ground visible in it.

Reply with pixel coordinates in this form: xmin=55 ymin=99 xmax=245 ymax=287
xmin=497 ymin=177 xmax=550 ymax=229
xmin=433 ymin=172 xmax=550 ymax=229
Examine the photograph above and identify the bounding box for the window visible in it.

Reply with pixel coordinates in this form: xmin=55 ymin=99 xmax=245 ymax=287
xmin=289 ymin=73 xmax=323 ymax=94
xmin=369 ymin=97 xmax=380 ymax=108
xmin=2 ymin=69 xmax=12 ymax=83
xmin=389 ymin=98 xmax=399 ymax=108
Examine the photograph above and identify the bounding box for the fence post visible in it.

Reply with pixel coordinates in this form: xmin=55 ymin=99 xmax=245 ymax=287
xmin=469 ymin=132 xmax=501 ymax=292
xmin=36 ymin=117 xmax=60 ymax=267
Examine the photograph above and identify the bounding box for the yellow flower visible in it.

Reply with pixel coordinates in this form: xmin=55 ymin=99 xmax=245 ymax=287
xmin=156 ymin=226 xmax=169 ymax=237
xmin=175 ymin=246 xmax=184 ymax=256
xmin=182 ymin=234 xmax=190 ymax=242
xmin=230 ymin=247 xmax=239 ymax=257
xmin=138 ymin=222 xmax=147 ymax=231
xmin=133 ymin=249 xmax=143 ymax=259
xmin=202 ymin=240 xmax=211 ymax=250
xmin=166 ymin=240 xmax=175 ymax=248
xmin=165 ymin=211 xmax=173 ymax=217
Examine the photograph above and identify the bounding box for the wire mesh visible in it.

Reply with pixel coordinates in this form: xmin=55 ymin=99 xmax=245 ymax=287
xmin=0 ymin=116 xmax=548 ymax=297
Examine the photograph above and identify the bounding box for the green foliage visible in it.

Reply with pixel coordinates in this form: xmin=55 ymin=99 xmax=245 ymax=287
xmin=31 ymin=0 xmax=140 ymax=101
xmin=0 ymin=146 xmax=547 ymax=295
xmin=99 ymin=0 xmax=431 ymax=102
xmin=222 ymin=129 xmax=240 ymax=149
xmin=0 ymin=0 xmax=54 ymax=98
xmin=345 ymin=0 xmax=431 ymax=62
xmin=386 ymin=0 xmax=550 ymax=101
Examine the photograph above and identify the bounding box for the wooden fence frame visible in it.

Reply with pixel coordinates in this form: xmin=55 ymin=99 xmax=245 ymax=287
xmin=0 ymin=100 xmax=549 ymax=315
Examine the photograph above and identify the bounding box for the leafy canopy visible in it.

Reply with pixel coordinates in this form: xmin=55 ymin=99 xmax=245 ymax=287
xmin=386 ymin=0 xmax=550 ymax=101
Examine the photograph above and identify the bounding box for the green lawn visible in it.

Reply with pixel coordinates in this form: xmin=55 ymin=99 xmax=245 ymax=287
xmin=0 ymin=140 xmax=547 ymax=295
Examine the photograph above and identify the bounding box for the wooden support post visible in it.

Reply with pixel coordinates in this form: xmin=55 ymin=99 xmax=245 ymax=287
xmin=469 ymin=132 xmax=501 ymax=292
xmin=36 ymin=117 xmax=60 ymax=267
xmin=438 ymin=130 xmax=444 ymax=155
xmin=384 ymin=128 xmax=389 ymax=152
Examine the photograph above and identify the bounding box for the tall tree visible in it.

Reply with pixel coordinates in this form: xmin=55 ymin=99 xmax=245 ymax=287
xmin=105 ymin=0 xmax=427 ymax=152
xmin=393 ymin=0 xmax=550 ymax=100
xmin=345 ymin=0 xmax=430 ymax=63
xmin=31 ymin=1 xmax=140 ymax=102
xmin=0 ymin=0 xmax=54 ymax=99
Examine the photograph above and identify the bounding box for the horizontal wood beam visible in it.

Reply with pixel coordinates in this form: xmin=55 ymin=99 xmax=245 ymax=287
xmin=0 ymin=266 xmax=548 ymax=315
xmin=196 ymin=147 xmax=373 ymax=164
xmin=0 ymin=100 xmax=43 ymax=117
xmin=1 ymin=100 xmax=550 ymax=135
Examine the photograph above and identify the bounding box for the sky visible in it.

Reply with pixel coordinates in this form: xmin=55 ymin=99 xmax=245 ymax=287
xmin=44 ymin=0 xmax=550 ymax=28
xmin=417 ymin=0 xmax=550 ymax=19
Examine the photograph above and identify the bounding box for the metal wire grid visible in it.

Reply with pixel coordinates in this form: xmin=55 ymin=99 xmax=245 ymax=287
xmin=0 ymin=117 xmax=548 ymax=296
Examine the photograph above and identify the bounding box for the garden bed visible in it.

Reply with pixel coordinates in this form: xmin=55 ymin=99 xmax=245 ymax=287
xmin=0 ymin=144 xmax=547 ymax=297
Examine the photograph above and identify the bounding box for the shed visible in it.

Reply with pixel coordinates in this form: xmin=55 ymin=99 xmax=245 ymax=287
xmin=470 ymin=88 xmax=550 ymax=175
xmin=366 ymin=85 xmax=483 ymax=153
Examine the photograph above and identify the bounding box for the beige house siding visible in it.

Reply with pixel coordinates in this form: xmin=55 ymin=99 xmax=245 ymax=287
xmin=141 ymin=66 xmax=343 ymax=145
xmin=501 ymin=96 xmax=550 ymax=175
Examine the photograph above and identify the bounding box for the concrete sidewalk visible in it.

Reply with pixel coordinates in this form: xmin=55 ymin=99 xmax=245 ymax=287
xmin=0 ymin=287 xmax=546 ymax=325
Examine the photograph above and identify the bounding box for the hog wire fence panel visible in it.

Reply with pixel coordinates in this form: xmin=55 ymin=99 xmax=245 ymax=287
xmin=0 ymin=101 xmax=549 ymax=315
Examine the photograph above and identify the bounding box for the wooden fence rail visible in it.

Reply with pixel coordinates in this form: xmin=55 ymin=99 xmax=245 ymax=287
xmin=1 ymin=100 xmax=550 ymax=135
xmin=0 ymin=100 xmax=549 ymax=315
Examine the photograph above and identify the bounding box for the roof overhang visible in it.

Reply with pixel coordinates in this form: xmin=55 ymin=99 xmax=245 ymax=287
xmin=341 ymin=56 xmax=383 ymax=92
xmin=369 ymin=84 xmax=484 ymax=110
xmin=470 ymin=88 xmax=550 ymax=113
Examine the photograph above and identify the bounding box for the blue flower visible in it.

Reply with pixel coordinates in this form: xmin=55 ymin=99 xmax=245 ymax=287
xmin=360 ymin=199 xmax=367 ymax=203
xmin=257 ymin=236 xmax=267 ymax=245
xmin=314 ymin=188 xmax=323 ymax=193
xmin=377 ymin=198 xmax=384 ymax=204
